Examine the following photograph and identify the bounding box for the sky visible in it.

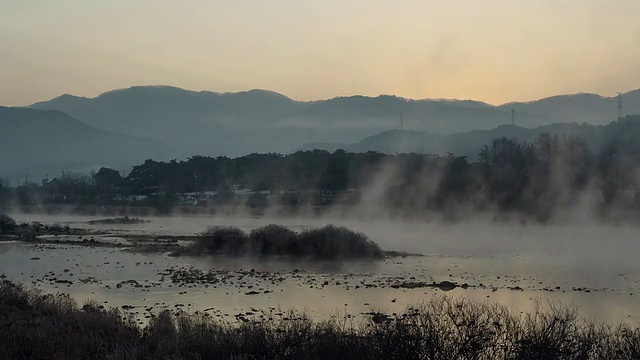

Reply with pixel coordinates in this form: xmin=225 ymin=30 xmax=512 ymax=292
xmin=0 ymin=0 xmax=639 ymax=106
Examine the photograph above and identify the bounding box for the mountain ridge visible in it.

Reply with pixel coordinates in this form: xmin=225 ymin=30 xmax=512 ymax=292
xmin=0 ymin=106 xmax=170 ymax=181
xmin=26 ymin=85 xmax=640 ymax=159
xmin=29 ymin=85 xmax=640 ymax=107
xmin=298 ymin=119 xmax=640 ymax=159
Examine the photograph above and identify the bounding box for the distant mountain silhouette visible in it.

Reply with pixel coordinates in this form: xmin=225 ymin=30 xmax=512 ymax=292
xmin=501 ymin=93 xmax=616 ymax=124
xmin=291 ymin=95 xmax=518 ymax=133
xmin=30 ymin=85 xmax=638 ymax=157
xmin=30 ymin=86 xmax=308 ymax=157
xmin=301 ymin=117 xmax=640 ymax=159
xmin=345 ymin=130 xmax=444 ymax=154
xmin=0 ymin=107 xmax=169 ymax=181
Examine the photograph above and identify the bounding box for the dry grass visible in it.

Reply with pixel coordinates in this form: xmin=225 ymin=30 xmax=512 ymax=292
xmin=1 ymin=280 xmax=639 ymax=359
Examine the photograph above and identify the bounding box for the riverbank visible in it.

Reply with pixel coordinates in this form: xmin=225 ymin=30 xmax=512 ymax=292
xmin=2 ymin=279 xmax=638 ymax=360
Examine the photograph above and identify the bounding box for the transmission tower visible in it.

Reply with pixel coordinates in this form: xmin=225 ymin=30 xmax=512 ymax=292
xmin=400 ymin=112 xmax=404 ymax=130
xmin=510 ymin=108 xmax=516 ymax=125
xmin=617 ymin=93 xmax=624 ymax=119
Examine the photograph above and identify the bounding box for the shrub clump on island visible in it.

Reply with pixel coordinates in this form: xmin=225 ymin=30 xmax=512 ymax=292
xmin=1 ymin=279 xmax=639 ymax=360
xmin=192 ymin=225 xmax=249 ymax=255
xmin=297 ymin=225 xmax=383 ymax=259
xmin=0 ymin=218 xmax=74 ymax=240
xmin=44 ymin=222 xmax=71 ymax=234
xmin=88 ymin=216 xmax=149 ymax=225
xmin=193 ymin=224 xmax=384 ymax=259
xmin=249 ymin=224 xmax=298 ymax=255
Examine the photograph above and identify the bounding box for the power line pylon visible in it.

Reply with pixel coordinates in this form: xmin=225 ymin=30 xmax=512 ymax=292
xmin=617 ymin=93 xmax=624 ymax=119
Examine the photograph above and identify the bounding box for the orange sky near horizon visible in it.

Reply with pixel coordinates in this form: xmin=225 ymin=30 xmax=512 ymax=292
xmin=1 ymin=0 xmax=639 ymax=106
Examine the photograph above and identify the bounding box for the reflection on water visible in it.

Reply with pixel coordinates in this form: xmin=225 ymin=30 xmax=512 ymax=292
xmin=2 ymin=213 xmax=640 ymax=325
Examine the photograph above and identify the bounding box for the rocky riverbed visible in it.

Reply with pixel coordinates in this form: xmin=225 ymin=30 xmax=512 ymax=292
xmin=1 ymin=213 xmax=639 ymax=326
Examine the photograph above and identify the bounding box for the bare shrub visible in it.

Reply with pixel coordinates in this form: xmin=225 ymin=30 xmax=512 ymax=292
xmin=0 ymin=280 xmax=138 ymax=359
xmin=192 ymin=224 xmax=383 ymax=259
xmin=15 ymin=225 xmax=38 ymax=241
xmin=1 ymin=279 xmax=639 ymax=359
xmin=0 ymin=213 xmax=16 ymax=234
xmin=194 ymin=226 xmax=249 ymax=255
xmin=46 ymin=222 xmax=70 ymax=234
xmin=296 ymin=225 xmax=383 ymax=259
xmin=249 ymin=224 xmax=298 ymax=255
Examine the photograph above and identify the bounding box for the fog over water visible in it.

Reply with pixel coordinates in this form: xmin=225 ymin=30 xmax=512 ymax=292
xmin=1 ymin=213 xmax=639 ymax=325
xmin=3 ymin=2 xmax=640 ymax=358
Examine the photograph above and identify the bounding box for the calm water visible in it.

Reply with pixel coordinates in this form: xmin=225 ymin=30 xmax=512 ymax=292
xmin=1 ymin=213 xmax=639 ymax=325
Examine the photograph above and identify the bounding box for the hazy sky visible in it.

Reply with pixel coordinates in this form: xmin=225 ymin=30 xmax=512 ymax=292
xmin=1 ymin=0 xmax=639 ymax=106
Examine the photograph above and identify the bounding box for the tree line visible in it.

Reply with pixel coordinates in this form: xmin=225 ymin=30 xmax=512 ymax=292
xmin=2 ymin=116 xmax=640 ymax=220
